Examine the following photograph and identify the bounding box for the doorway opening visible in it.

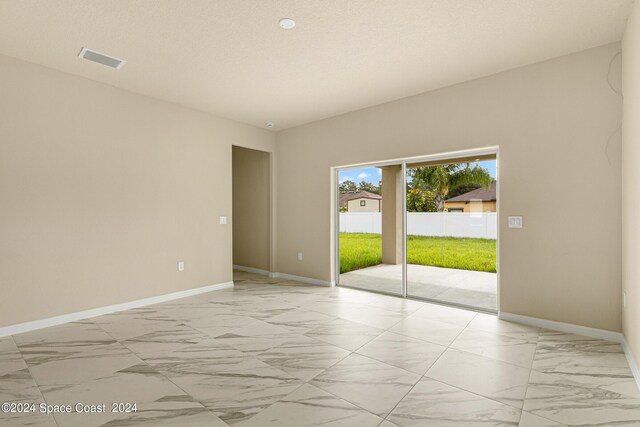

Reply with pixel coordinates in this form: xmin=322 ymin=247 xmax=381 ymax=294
xmin=335 ymin=149 xmax=498 ymax=312
xmin=232 ymin=146 xmax=272 ymax=276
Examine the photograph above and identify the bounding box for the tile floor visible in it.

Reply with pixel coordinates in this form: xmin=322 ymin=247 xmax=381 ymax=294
xmin=1 ymin=271 xmax=639 ymax=426
xmin=340 ymin=264 xmax=497 ymax=311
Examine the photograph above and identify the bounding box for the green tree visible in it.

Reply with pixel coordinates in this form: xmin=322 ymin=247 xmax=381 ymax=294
xmin=357 ymin=180 xmax=381 ymax=195
xmin=339 ymin=180 xmax=357 ymax=192
xmin=406 ymin=188 xmax=437 ymax=212
xmin=409 ymin=164 xmax=492 ymax=212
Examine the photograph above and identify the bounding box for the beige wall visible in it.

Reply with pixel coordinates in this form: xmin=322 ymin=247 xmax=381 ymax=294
xmin=347 ymin=198 xmax=380 ymax=212
xmin=232 ymin=146 xmax=271 ymax=271
xmin=276 ymin=43 xmax=623 ymax=331
xmin=622 ymin=2 xmax=640 ymax=370
xmin=0 ymin=54 xmax=275 ymax=328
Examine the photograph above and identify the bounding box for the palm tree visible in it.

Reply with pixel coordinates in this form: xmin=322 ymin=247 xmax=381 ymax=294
xmin=409 ymin=163 xmax=492 ymax=212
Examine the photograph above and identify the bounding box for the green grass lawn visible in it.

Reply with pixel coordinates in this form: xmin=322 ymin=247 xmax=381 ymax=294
xmin=339 ymin=233 xmax=496 ymax=274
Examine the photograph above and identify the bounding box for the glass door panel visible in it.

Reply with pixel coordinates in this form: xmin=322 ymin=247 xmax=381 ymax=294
xmin=405 ymin=159 xmax=498 ymax=311
xmin=337 ymin=165 xmax=403 ymax=295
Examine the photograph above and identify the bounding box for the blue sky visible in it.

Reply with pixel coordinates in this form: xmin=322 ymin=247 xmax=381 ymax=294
xmin=339 ymin=160 xmax=496 ymax=184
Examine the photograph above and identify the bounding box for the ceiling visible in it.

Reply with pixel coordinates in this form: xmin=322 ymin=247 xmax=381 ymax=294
xmin=0 ymin=1 xmax=633 ymax=130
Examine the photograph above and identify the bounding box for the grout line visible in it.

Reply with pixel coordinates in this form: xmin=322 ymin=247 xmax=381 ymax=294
xmin=9 ymin=335 xmax=63 ymax=427
xmin=93 ymin=320 xmax=226 ymax=423
xmin=381 ymin=318 xmax=474 ymax=422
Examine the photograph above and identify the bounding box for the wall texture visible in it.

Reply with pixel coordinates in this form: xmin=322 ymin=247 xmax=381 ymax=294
xmin=0 ymin=54 xmax=275 ymax=327
xmin=232 ymin=146 xmax=271 ymax=271
xmin=276 ymin=43 xmax=623 ymax=331
xmin=622 ymin=2 xmax=640 ymax=369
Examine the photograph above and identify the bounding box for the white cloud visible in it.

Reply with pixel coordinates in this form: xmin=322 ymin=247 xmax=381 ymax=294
xmin=357 ymin=172 xmax=369 ymax=179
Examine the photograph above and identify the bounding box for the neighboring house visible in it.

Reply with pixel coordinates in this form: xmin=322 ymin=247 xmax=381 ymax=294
xmin=340 ymin=190 xmax=382 ymax=212
xmin=445 ymin=182 xmax=497 ymax=212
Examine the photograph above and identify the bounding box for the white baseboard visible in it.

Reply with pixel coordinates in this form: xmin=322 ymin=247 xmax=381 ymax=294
xmin=622 ymin=339 xmax=640 ymax=392
xmin=233 ymin=265 xmax=271 ymax=276
xmin=500 ymin=311 xmax=639 ymax=391
xmin=499 ymin=312 xmax=624 ymax=342
xmin=231 ymin=266 xmax=334 ymax=287
xmin=271 ymin=272 xmax=334 ymax=287
xmin=0 ymin=281 xmax=234 ymax=338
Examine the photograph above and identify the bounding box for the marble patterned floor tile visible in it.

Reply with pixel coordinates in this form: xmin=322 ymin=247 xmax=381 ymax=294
xmin=356 ymin=331 xmax=446 ymax=375
xmin=389 ymin=315 xmax=465 ymax=346
xmin=230 ymin=300 xmax=300 ymax=321
xmin=466 ymin=313 xmax=540 ymax=341
xmin=425 ymin=349 xmax=531 ymax=409
xmin=410 ymin=303 xmax=478 ymax=327
xmin=310 ymin=353 xmax=421 ymax=416
xmin=140 ymin=337 xmax=260 ymax=376
xmin=518 ymin=411 xmax=565 ymax=426
xmin=450 ymin=328 xmax=537 ymax=368
xmin=335 ymin=305 xmax=405 ymax=330
xmin=168 ymin=364 xmax=302 ymax=425
xmin=361 ymin=294 xmax=425 ymax=315
xmin=92 ymin=306 xmax=174 ymax=325
xmin=209 ymin=320 xmax=300 ymax=354
xmin=13 ymin=321 xmax=118 ymax=359
xmin=523 ymin=369 xmax=640 ymax=426
xmin=299 ymin=300 xmax=371 ymax=318
xmin=0 ymin=413 xmax=58 ymax=426
xmin=3 ymin=272 xmax=639 ymax=427
xmin=256 ymin=335 xmax=350 ymax=381
xmin=39 ymin=363 xmax=226 ymax=427
xmin=533 ymin=331 xmax=639 ymax=396
xmin=24 ymin=342 xmax=145 ymax=386
xmin=116 ymin=325 xmax=210 ymax=359
xmin=0 ymin=337 xmax=29 ymax=376
xmin=264 ymin=308 xmax=336 ymax=334
xmin=305 ymin=318 xmax=384 ymax=351
xmin=387 ymin=377 xmax=521 ymax=426
xmin=94 ymin=315 xmax=189 ymax=341
xmin=241 ymin=383 xmax=383 ymax=426
xmin=0 ymin=367 xmax=44 ymax=404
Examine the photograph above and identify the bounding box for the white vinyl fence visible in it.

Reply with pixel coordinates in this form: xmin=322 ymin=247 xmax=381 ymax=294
xmin=339 ymin=212 xmax=497 ymax=239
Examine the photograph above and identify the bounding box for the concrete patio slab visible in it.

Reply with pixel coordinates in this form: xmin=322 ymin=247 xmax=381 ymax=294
xmin=339 ymin=264 xmax=497 ymax=311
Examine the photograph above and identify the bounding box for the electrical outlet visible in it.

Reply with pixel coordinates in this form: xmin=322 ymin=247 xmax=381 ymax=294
xmin=508 ymin=216 xmax=523 ymax=228
xmin=219 ymin=216 xmax=227 ymax=225
xmin=297 ymin=252 xmax=303 ymax=262
xmin=177 ymin=261 xmax=185 ymax=272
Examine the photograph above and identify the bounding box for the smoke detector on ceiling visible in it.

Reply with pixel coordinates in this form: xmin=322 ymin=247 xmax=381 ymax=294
xmin=265 ymin=122 xmax=275 ymax=128
xmin=78 ymin=47 xmax=126 ymax=69
xmin=279 ymin=18 xmax=295 ymax=30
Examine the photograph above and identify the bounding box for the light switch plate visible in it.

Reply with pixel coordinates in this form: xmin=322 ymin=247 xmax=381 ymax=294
xmin=177 ymin=261 xmax=185 ymax=272
xmin=508 ymin=216 xmax=523 ymax=228
xmin=219 ymin=216 xmax=227 ymax=225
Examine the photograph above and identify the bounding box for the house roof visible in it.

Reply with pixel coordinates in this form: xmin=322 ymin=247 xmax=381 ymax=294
xmin=446 ymin=182 xmax=497 ymax=203
xmin=340 ymin=190 xmax=382 ymax=207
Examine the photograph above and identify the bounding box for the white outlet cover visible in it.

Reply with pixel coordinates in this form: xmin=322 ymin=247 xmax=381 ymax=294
xmin=297 ymin=252 xmax=303 ymax=261
xmin=508 ymin=216 xmax=523 ymax=228
xmin=219 ymin=216 xmax=227 ymax=225
xmin=177 ymin=261 xmax=185 ymax=272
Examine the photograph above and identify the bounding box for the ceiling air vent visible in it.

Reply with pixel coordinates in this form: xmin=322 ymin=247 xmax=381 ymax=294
xmin=78 ymin=47 xmax=126 ymax=69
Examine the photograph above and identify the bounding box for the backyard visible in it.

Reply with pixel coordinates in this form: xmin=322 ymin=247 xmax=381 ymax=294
xmin=339 ymin=232 xmax=496 ymax=274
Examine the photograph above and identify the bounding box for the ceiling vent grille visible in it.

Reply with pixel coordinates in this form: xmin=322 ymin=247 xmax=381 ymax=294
xmin=78 ymin=47 xmax=126 ymax=69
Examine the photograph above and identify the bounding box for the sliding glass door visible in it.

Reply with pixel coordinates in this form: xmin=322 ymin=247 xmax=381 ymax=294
xmin=337 ymin=151 xmax=498 ymax=312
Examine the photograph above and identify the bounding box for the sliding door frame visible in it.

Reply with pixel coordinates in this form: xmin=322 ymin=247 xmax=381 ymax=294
xmin=334 ymin=146 xmax=499 ymax=313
